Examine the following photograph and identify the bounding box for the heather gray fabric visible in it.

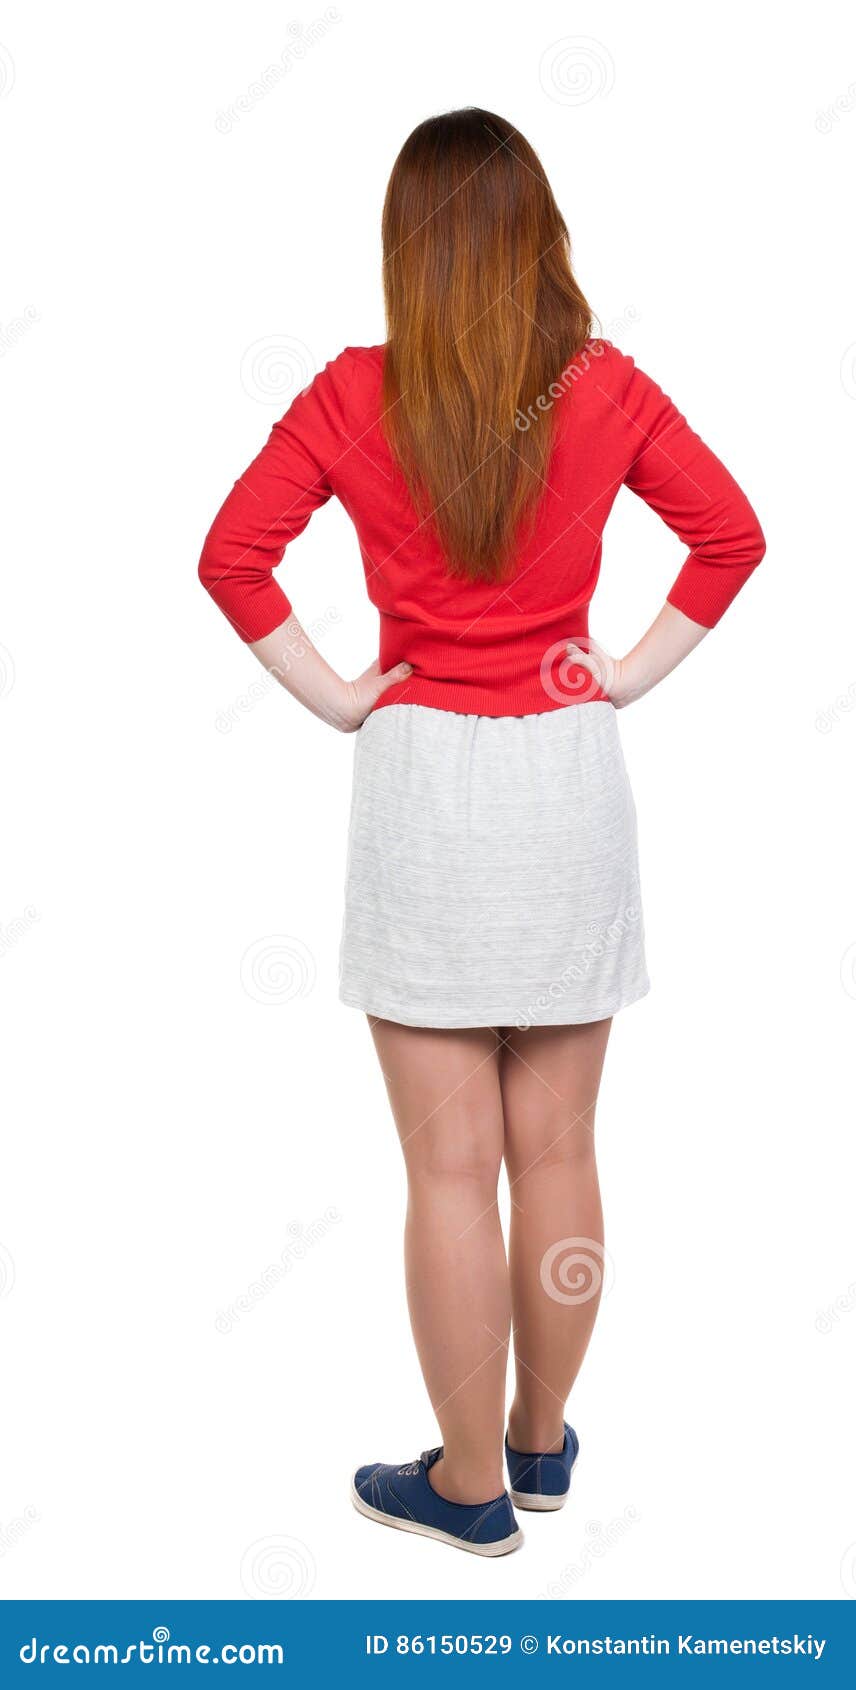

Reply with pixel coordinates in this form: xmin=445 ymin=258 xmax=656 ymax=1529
xmin=339 ymin=702 xmax=649 ymax=1029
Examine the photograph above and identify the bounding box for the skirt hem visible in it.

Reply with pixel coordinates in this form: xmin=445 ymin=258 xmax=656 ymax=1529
xmin=338 ymin=978 xmax=651 ymax=1031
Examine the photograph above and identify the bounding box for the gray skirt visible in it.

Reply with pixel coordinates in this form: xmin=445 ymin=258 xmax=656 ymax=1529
xmin=338 ymin=701 xmax=649 ymax=1030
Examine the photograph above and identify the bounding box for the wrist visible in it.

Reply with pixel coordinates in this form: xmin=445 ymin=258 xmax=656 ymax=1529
xmin=612 ymin=653 xmax=650 ymax=708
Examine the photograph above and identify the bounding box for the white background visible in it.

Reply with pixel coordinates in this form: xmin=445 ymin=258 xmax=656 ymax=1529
xmin=2 ymin=0 xmax=855 ymax=1604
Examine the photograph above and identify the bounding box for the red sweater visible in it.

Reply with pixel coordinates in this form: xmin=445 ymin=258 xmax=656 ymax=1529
xmin=199 ymin=340 xmax=765 ymax=716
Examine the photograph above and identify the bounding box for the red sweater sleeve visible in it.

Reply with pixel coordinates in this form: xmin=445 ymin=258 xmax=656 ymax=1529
xmin=617 ymin=355 xmax=765 ymax=627
xmin=198 ymin=351 xmax=353 ymax=641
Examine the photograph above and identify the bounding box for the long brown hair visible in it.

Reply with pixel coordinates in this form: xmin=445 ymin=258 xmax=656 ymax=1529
xmin=381 ymin=108 xmax=593 ymax=584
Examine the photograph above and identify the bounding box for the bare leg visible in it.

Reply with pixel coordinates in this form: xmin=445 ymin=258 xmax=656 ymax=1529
xmin=498 ymin=1019 xmax=612 ymax=1454
xmin=369 ymin=1017 xmax=508 ymax=1503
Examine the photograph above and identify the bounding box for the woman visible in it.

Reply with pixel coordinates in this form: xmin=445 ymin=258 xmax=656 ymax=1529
xmin=199 ymin=109 xmax=764 ymax=1558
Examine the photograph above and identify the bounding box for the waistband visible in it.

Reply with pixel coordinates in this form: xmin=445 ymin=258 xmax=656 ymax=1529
xmin=374 ymin=608 xmax=610 ymax=717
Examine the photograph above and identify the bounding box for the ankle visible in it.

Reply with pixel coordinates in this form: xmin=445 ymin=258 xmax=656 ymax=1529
xmin=506 ymin=1406 xmax=566 ymax=1456
xmin=428 ymin=1453 xmax=504 ymax=1505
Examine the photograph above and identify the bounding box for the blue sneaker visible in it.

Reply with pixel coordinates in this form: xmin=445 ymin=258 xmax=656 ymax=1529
xmin=505 ymin=1423 xmax=579 ymax=1511
xmin=351 ymin=1446 xmax=523 ymax=1556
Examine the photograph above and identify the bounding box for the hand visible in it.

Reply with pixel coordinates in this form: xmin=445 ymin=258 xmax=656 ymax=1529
xmin=337 ymin=659 xmax=413 ymax=732
xmin=565 ymin=637 xmax=632 ymax=708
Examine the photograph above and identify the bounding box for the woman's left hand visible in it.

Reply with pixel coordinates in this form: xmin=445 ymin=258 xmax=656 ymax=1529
xmin=566 ymin=637 xmax=632 ymax=708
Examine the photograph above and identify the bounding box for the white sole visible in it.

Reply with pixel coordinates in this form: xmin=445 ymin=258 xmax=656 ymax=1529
xmin=350 ymin=1482 xmax=524 ymax=1557
xmin=509 ymin=1487 xmax=567 ymax=1511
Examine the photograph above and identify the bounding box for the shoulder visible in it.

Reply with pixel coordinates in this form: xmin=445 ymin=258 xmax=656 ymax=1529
xmin=301 ymin=343 xmax=385 ymax=420
xmin=282 ymin=345 xmax=385 ymax=436
xmin=316 ymin=343 xmax=385 ymax=389
xmin=568 ymin=338 xmax=671 ymax=428
xmin=582 ymin=337 xmax=638 ymax=396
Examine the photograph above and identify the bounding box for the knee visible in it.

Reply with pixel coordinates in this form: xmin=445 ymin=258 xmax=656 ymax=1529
xmin=407 ymin=1108 xmax=503 ymax=1191
xmin=505 ymin=1107 xmax=596 ymax=1181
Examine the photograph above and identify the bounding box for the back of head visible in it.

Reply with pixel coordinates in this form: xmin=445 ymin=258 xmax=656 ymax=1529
xmin=382 ymin=108 xmax=592 ymax=585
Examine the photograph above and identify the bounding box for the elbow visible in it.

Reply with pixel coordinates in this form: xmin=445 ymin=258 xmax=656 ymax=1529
xmin=750 ymin=522 xmax=766 ymax=570
xmin=198 ymin=530 xmax=223 ymax=600
xmin=744 ymin=499 xmax=766 ymax=570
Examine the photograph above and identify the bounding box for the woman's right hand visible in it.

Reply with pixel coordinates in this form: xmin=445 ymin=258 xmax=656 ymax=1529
xmin=250 ymin=614 xmax=413 ymax=733
xmin=338 ymin=659 xmax=414 ymax=732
